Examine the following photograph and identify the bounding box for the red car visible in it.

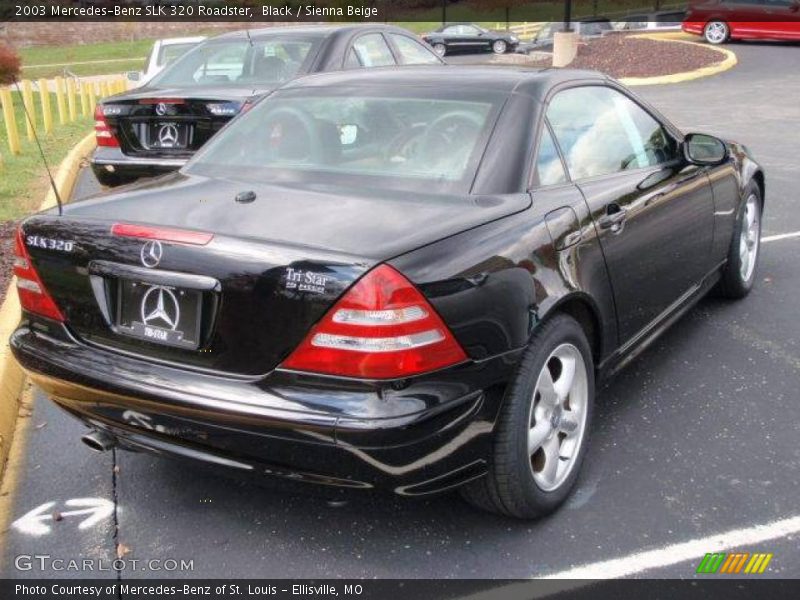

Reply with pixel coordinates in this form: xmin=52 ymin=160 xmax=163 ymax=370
xmin=683 ymin=0 xmax=800 ymax=44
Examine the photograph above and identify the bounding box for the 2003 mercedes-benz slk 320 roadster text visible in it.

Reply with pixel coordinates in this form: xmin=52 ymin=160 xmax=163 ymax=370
xmin=11 ymin=67 xmax=764 ymax=518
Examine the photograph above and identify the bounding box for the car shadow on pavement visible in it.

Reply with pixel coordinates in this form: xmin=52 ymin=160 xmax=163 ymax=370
xmin=109 ymin=292 xmax=774 ymax=578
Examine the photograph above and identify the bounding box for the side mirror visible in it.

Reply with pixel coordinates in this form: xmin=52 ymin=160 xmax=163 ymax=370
xmin=126 ymin=71 xmax=142 ymax=82
xmin=683 ymin=133 xmax=727 ymax=165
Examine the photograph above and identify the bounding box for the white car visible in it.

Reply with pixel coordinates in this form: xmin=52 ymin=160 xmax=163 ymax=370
xmin=613 ymin=11 xmax=687 ymax=32
xmin=127 ymin=36 xmax=206 ymax=87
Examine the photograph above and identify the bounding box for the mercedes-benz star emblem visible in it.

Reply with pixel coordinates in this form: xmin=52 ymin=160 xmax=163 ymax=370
xmin=155 ymin=102 xmax=168 ymax=116
xmin=157 ymin=124 xmax=179 ymax=147
xmin=140 ymin=240 xmax=163 ymax=268
xmin=141 ymin=286 xmax=180 ymax=331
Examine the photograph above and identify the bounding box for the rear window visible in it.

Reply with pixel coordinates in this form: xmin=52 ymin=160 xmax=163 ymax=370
xmin=187 ymin=88 xmax=502 ymax=192
xmin=156 ymin=42 xmax=200 ymax=68
xmin=149 ymin=36 xmax=320 ymax=87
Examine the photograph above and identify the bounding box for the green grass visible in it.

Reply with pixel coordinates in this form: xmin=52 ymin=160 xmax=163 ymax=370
xmin=0 ymin=91 xmax=92 ymax=222
xmin=18 ymin=39 xmax=153 ymax=80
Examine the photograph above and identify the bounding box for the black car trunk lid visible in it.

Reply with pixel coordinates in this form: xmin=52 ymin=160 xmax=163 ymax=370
xmin=21 ymin=216 xmax=367 ymax=377
xmin=22 ymin=177 xmax=529 ymax=377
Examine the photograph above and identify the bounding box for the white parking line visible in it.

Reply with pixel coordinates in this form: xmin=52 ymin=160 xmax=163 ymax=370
xmin=541 ymin=514 xmax=800 ymax=579
xmin=763 ymin=231 xmax=800 ymax=243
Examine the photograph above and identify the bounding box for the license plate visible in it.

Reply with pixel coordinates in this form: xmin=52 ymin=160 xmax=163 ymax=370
xmin=115 ymin=280 xmax=202 ymax=349
xmin=148 ymin=121 xmax=189 ymax=149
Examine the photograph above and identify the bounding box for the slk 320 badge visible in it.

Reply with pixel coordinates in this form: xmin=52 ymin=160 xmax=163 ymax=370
xmin=26 ymin=235 xmax=75 ymax=252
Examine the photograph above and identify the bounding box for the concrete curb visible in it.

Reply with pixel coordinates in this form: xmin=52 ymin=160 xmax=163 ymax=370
xmin=0 ymin=132 xmax=96 ymax=481
xmin=621 ymin=34 xmax=738 ymax=87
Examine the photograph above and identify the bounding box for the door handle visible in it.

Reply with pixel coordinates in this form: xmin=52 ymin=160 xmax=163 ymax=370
xmin=598 ymin=206 xmax=627 ymax=232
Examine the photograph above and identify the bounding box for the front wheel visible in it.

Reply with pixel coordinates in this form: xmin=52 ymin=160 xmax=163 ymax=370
xmin=492 ymin=40 xmax=508 ymax=54
xmin=432 ymin=43 xmax=447 ymax=57
xmin=704 ymin=20 xmax=730 ymax=44
xmin=460 ymin=314 xmax=594 ymax=519
xmin=718 ymin=183 xmax=762 ymax=299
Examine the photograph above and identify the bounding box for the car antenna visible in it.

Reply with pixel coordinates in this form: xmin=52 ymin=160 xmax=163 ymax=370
xmin=13 ymin=77 xmax=64 ymax=216
xmin=245 ymin=27 xmax=254 ymax=47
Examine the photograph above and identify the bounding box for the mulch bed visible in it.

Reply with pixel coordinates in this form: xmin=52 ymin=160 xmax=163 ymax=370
xmin=496 ymin=34 xmax=724 ymax=79
xmin=0 ymin=220 xmax=17 ymax=308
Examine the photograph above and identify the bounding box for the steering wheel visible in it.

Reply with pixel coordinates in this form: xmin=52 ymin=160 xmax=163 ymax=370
xmin=261 ymin=106 xmax=323 ymax=163
xmin=418 ymin=110 xmax=485 ymax=169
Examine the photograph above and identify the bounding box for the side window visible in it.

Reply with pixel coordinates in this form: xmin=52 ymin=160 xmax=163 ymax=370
xmin=390 ymin=34 xmax=441 ymax=65
xmin=547 ymin=86 xmax=677 ymax=180
xmin=534 ymin=124 xmax=568 ymax=187
xmin=344 ymin=48 xmax=361 ymax=69
xmin=352 ymin=33 xmax=396 ymax=68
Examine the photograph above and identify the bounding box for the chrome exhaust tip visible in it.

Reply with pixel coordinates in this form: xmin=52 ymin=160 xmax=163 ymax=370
xmin=81 ymin=430 xmax=116 ymax=452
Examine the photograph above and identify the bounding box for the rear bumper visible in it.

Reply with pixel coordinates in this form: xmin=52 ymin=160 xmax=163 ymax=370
xmin=90 ymin=147 xmax=187 ymax=183
xmin=11 ymin=317 xmax=520 ymax=495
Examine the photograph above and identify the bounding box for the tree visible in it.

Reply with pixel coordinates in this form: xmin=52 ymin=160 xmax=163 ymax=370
xmin=0 ymin=43 xmax=21 ymax=85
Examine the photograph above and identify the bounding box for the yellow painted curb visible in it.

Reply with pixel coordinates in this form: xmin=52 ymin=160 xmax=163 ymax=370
xmin=0 ymin=132 xmax=96 ymax=482
xmin=620 ymin=34 xmax=738 ymax=87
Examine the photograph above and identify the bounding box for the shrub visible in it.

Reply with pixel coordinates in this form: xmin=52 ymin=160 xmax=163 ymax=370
xmin=0 ymin=44 xmax=21 ymax=85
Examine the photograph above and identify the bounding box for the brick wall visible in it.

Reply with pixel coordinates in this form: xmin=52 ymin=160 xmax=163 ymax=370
xmin=0 ymin=22 xmax=293 ymax=48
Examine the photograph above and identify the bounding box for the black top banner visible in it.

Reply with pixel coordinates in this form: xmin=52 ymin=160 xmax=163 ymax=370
xmin=0 ymin=1 xmax=695 ymax=24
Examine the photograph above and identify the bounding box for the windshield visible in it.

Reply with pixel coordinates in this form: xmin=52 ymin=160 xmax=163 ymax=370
xmin=149 ymin=36 xmax=320 ymax=87
xmin=186 ymin=87 xmax=502 ymax=192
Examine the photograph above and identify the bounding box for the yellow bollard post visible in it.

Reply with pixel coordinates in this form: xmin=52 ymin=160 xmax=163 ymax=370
xmin=78 ymin=81 xmax=88 ymax=117
xmin=87 ymin=83 xmax=96 ymax=116
xmin=100 ymin=80 xmax=110 ymax=98
xmin=20 ymin=79 xmax=37 ymax=140
xmin=38 ymin=79 xmax=54 ymax=135
xmin=66 ymin=78 xmax=77 ymax=121
xmin=0 ymin=88 xmax=22 ymax=155
xmin=54 ymin=76 xmax=67 ymax=125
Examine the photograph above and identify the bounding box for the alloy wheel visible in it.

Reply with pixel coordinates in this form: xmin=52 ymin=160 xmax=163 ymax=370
xmin=739 ymin=193 xmax=760 ymax=283
xmin=527 ymin=343 xmax=589 ymax=492
xmin=493 ymin=40 xmax=507 ymax=54
xmin=705 ymin=21 xmax=728 ymax=44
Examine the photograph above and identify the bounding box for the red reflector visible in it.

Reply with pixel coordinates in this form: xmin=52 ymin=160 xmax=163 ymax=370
xmin=111 ymin=223 xmax=214 ymax=246
xmin=281 ymin=264 xmax=467 ymax=379
xmin=13 ymin=226 xmax=65 ymax=322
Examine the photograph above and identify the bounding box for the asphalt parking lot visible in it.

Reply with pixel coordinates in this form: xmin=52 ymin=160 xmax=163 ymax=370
xmin=2 ymin=42 xmax=799 ymax=580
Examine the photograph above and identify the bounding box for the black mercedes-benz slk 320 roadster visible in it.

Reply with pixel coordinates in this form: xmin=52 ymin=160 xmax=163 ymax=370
xmin=12 ymin=67 xmax=764 ymax=518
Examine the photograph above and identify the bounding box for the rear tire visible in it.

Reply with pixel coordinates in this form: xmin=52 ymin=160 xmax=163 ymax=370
xmin=433 ymin=43 xmax=447 ymax=57
xmin=460 ymin=314 xmax=594 ymax=519
xmin=717 ymin=182 xmax=762 ymax=299
xmin=704 ymin=21 xmax=730 ymax=44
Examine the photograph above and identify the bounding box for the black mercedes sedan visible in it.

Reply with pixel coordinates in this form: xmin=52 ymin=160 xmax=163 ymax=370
xmin=91 ymin=24 xmax=443 ymax=187
xmin=422 ymin=23 xmax=520 ymax=56
xmin=12 ymin=67 xmax=763 ymax=518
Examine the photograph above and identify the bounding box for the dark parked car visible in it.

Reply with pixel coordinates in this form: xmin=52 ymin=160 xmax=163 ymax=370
xmin=422 ymin=23 xmax=519 ymax=56
xmin=91 ymin=24 xmax=443 ymax=187
xmin=13 ymin=67 xmax=763 ymax=518
xmin=683 ymin=0 xmax=800 ymax=44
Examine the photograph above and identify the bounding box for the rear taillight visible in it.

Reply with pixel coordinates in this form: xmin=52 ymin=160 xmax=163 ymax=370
xmin=281 ymin=264 xmax=467 ymax=379
xmin=13 ymin=227 xmax=65 ymax=322
xmin=94 ymin=105 xmax=119 ymax=147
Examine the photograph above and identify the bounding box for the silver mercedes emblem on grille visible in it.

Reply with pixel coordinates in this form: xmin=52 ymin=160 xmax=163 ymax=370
xmin=155 ymin=102 xmax=168 ymax=116
xmin=141 ymin=286 xmax=180 ymax=331
xmin=140 ymin=240 xmax=163 ymax=268
xmin=157 ymin=124 xmax=179 ymax=147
